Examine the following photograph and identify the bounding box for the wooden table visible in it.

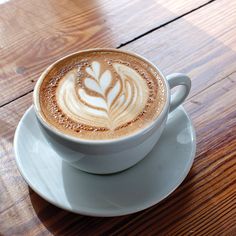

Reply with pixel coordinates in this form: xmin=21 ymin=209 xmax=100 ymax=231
xmin=0 ymin=0 xmax=235 ymax=235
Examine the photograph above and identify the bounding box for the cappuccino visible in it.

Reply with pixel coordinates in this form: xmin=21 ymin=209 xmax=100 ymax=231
xmin=38 ymin=49 xmax=166 ymax=140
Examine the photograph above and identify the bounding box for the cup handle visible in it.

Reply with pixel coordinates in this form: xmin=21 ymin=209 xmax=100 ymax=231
xmin=166 ymin=73 xmax=191 ymax=112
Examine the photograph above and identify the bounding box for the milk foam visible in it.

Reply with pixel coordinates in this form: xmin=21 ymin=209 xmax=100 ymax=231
xmin=39 ymin=50 xmax=166 ymax=140
xmin=57 ymin=61 xmax=148 ymax=130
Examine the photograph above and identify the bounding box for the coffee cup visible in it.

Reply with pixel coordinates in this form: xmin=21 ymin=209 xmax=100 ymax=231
xmin=33 ymin=48 xmax=191 ymax=174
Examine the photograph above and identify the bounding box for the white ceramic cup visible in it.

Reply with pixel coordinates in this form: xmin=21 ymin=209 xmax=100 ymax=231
xmin=33 ymin=49 xmax=191 ymax=174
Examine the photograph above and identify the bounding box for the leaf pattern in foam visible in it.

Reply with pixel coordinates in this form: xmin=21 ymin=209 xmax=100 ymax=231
xmin=107 ymin=80 xmax=121 ymax=108
xmin=78 ymin=89 xmax=108 ymax=110
xmin=99 ymin=70 xmax=112 ymax=94
xmin=82 ymin=62 xmax=120 ymax=112
xmin=84 ymin=78 xmax=103 ymax=95
xmin=60 ymin=61 xmax=149 ymax=129
xmin=86 ymin=61 xmax=100 ymax=79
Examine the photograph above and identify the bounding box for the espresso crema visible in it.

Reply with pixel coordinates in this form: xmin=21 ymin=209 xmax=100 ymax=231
xmin=38 ymin=49 xmax=166 ymax=140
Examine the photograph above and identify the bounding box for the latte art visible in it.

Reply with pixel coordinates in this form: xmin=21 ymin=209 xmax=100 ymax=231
xmin=58 ymin=61 xmax=149 ymax=130
xmin=38 ymin=50 xmax=166 ymax=140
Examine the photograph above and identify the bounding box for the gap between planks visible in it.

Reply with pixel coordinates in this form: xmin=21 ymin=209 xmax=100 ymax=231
xmin=117 ymin=0 xmax=215 ymax=48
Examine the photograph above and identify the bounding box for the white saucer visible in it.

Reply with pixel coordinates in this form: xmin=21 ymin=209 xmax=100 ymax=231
xmin=14 ymin=106 xmax=196 ymax=217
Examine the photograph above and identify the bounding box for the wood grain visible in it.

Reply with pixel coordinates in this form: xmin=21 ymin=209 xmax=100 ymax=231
xmin=0 ymin=0 xmax=209 ymax=106
xmin=0 ymin=71 xmax=235 ymax=235
xmin=123 ymin=0 xmax=236 ymax=99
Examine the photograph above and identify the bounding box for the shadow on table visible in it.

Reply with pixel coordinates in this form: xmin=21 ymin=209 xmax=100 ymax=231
xmin=29 ymin=187 xmax=132 ymax=235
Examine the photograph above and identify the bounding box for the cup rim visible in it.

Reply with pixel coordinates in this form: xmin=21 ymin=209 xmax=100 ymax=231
xmin=33 ymin=48 xmax=170 ymax=145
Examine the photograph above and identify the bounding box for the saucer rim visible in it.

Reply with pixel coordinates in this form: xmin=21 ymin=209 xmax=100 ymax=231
xmin=14 ymin=105 xmax=196 ymax=217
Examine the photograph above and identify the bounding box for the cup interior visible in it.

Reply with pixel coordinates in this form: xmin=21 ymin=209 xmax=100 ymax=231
xmin=33 ymin=48 xmax=170 ymax=145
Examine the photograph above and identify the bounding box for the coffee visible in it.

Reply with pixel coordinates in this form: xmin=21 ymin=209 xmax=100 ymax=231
xmin=38 ymin=49 xmax=166 ymax=140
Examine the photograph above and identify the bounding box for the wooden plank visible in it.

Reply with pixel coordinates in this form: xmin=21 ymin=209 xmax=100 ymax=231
xmin=0 ymin=0 xmax=210 ymax=106
xmin=0 ymin=71 xmax=235 ymax=235
xmin=123 ymin=0 xmax=236 ymax=99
